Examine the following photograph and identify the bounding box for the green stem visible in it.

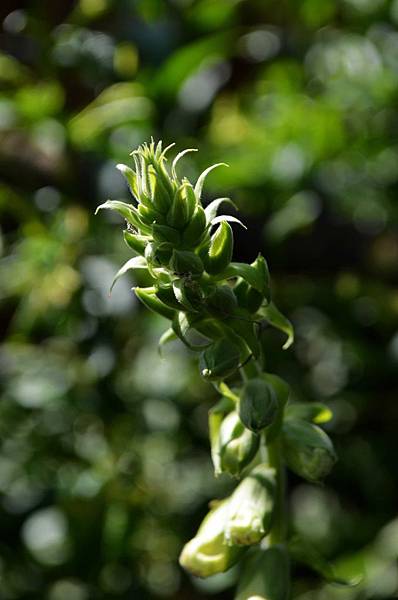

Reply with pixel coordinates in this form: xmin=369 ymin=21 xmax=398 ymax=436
xmin=267 ymin=437 xmax=287 ymax=545
xmin=240 ymin=358 xmax=261 ymax=380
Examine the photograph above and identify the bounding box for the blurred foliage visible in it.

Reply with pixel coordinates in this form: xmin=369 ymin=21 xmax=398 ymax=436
xmin=0 ymin=0 xmax=397 ymax=598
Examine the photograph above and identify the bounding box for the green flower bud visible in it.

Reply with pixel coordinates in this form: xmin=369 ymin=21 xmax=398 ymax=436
xmin=123 ymin=230 xmax=148 ymax=255
xmin=282 ymin=419 xmax=337 ymax=482
xmin=225 ymin=464 xmax=276 ymax=546
xmin=233 ymin=278 xmax=263 ymax=313
xmin=239 ymin=378 xmax=278 ymax=433
xmin=167 ymin=182 xmax=196 ymax=229
xmin=234 ymin=545 xmax=290 ymax=600
xmin=219 ymin=411 xmax=260 ymax=477
xmin=169 ymin=250 xmax=204 ymax=278
xmin=152 ymin=223 xmax=181 ymax=246
xmin=182 ymin=205 xmax=207 ymax=247
xmin=155 ymin=285 xmax=181 ymax=310
xmin=179 ymin=499 xmax=245 ymax=578
xmin=203 ymin=221 xmax=234 ymax=275
xmin=134 ymin=287 xmax=175 ymax=320
xmin=200 ymin=339 xmax=241 ymax=381
xmin=148 ymin=164 xmax=174 ymax=213
xmin=138 ymin=202 xmax=159 ymax=225
xmin=207 ymin=284 xmax=238 ymax=316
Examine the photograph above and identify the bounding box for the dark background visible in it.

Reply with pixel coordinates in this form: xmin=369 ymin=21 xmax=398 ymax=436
xmin=0 ymin=0 xmax=397 ymax=598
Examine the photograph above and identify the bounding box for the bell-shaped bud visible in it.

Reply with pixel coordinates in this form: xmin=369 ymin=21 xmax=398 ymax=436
xmin=234 ymin=545 xmax=291 ymax=600
xmin=179 ymin=500 xmax=245 ymax=578
xmin=219 ymin=411 xmax=260 ymax=477
xmin=167 ymin=181 xmax=197 ymax=229
xmin=225 ymin=464 xmax=276 ymax=546
xmin=200 ymin=339 xmax=241 ymax=382
xmin=203 ymin=221 xmax=234 ymax=275
xmin=182 ymin=205 xmax=207 ymax=247
xmin=239 ymin=378 xmax=278 ymax=433
xmin=207 ymin=284 xmax=238 ymax=316
xmin=123 ymin=230 xmax=148 ymax=255
xmin=282 ymin=418 xmax=337 ymax=483
xmin=169 ymin=250 xmax=204 ymax=278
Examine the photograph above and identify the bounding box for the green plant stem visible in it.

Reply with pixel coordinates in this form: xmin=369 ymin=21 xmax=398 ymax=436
xmin=267 ymin=437 xmax=287 ymax=545
xmin=240 ymin=358 xmax=261 ymax=380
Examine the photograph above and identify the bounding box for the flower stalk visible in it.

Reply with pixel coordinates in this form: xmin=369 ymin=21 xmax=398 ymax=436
xmin=98 ymin=140 xmax=339 ymax=596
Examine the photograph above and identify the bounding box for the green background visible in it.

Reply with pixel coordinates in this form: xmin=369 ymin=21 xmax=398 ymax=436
xmin=0 ymin=0 xmax=397 ymax=598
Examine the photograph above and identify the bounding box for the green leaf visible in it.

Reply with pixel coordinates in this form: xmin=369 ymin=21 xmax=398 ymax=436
xmin=134 ymin=287 xmax=176 ymax=320
xmin=217 ymin=262 xmax=262 ymax=290
xmin=172 ymin=311 xmax=212 ymax=351
xmin=116 ymin=164 xmax=138 ymax=199
xmin=110 ymin=255 xmax=148 ymax=293
xmin=210 ymin=215 xmax=246 ymax=229
xmin=286 ymin=402 xmax=333 ymax=424
xmin=258 ymin=301 xmax=294 ymax=349
xmin=171 ymin=148 xmax=197 ymax=180
xmin=208 ymin=396 xmax=234 ymax=476
xmin=205 ymin=197 xmax=237 ymax=223
xmin=95 ymin=200 xmax=151 ymax=234
xmin=194 ymin=163 xmax=229 ymax=199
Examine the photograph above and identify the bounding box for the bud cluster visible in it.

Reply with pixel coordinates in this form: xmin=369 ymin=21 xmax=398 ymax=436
xmin=98 ymin=140 xmax=338 ymax=597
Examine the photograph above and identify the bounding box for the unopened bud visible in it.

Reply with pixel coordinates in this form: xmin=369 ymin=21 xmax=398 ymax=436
xmin=169 ymin=250 xmax=204 ymax=278
xmin=225 ymin=464 xmax=276 ymax=546
xmin=167 ymin=182 xmax=197 ymax=229
xmin=239 ymin=378 xmax=278 ymax=433
xmin=182 ymin=205 xmax=207 ymax=247
xmin=203 ymin=221 xmax=234 ymax=275
xmin=282 ymin=419 xmax=337 ymax=482
xmin=179 ymin=500 xmax=245 ymax=578
xmin=152 ymin=223 xmax=181 ymax=246
xmin=219 ymin=411 xmax=260 ymax=477
xmin=200 ymin=339 xmax=241 ymax=382
xmin=207 ymin=285 xmax=238 ymax=316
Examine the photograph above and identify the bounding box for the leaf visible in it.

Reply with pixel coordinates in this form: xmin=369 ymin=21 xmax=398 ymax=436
xmin=158 ymin=328 xmax=178 ymax=356
xmin=172 ymin=280 xmax=196 ymax=311
xmin=288 ymin=536 xmax=362 ymax=586
xmin=286 ymin=402 xmax=333 ymax=424
xmin=172 ymin=312 xmax=212 ymax=351
xmin=194 ymin=163 xmax=229 ymax=199
xmin=258 ymin=301 xmax=294 ymax=349
xmin=210 ymin=215 xmax=247 ymax=229
xmin=208 ymin=396 xmax=235 ymax=476
xmin=204 ymin=197 xmax=237 ymax=223
xmin=134 ymin=287 xmax=176 ymax=320
xmin=216 ymin=262 xmax=263 ymax=291
xmin=171 ymin=148 xmax=198 ymax=180
xmin=110 ymin=255 xmax=148 ymax=293
xmin=95 ymin=200 xmax=151 ymax=234
xmin=116 ymin=164 xmax=138 ymax=200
